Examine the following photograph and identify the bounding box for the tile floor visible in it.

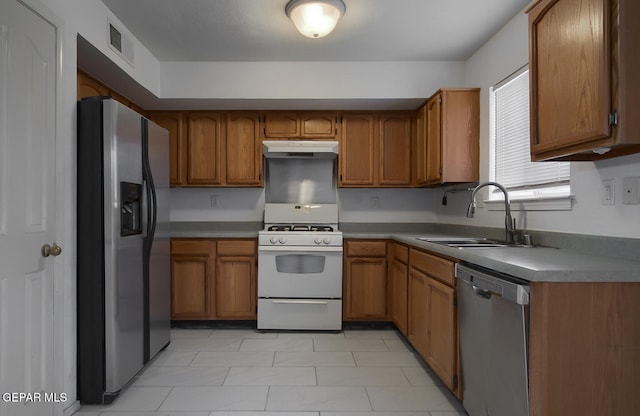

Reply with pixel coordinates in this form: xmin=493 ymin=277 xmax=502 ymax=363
xmin=75 ymin=328 xmax=467 ymax=416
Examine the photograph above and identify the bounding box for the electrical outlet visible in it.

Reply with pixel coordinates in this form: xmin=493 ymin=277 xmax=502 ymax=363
xmin=622 ymin=177 xmax=640 ymax=205
xmin=370 ymin=196 xmax=380 ymax=209
xmin=210 ymin=195 xmax=219 ymax=208
xmin=601 ymin=179 xmax=615 ymax=206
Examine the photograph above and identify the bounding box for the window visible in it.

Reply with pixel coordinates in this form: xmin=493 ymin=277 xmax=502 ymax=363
xmin=489 ymin=67 xmax=570 ymax=203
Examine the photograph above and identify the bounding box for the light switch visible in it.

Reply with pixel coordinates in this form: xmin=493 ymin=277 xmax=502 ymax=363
xmin=601 ymin=179 xmax=615 ymax=206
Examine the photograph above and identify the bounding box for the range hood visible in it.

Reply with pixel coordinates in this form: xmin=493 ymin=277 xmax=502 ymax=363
xmin=263 ymin=140 xmax=339 ymax=159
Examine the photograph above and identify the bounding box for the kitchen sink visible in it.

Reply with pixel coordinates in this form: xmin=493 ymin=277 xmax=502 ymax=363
xmin=416 ymin=237 xmax=512 ymax=248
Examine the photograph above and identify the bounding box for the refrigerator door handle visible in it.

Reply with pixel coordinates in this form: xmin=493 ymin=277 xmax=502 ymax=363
xmin=141 ymin=179 xmax=149 ymax=238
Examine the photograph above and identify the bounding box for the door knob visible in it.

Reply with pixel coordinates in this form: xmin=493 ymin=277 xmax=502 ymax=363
xmin=42 ymin=243 xmax=62 ymax=257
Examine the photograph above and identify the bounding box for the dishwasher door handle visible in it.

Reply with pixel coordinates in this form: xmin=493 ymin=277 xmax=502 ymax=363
xmin=472 ymin=285 xmax=492 ymax=299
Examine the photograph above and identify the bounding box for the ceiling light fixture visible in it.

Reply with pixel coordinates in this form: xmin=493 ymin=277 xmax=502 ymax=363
xmin=285 ymin=0 xmax=346 ymax=39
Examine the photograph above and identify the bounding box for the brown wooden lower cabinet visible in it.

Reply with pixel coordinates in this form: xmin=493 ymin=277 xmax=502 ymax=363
xmin=170 ymin=238 xmax=256 ymax=320
xmin=424 ymin=276 xmax=457 ymax=391
xmin=388 ymin=242 xmax=409 ymax=336
xmin=408 ymin=265 xmax=429 ymax=358
xmin=216 ymin=240 xmax=257 ymax=319
xmin=408 ymin=248 xmax=460 ymax=397
xmin=170 ymin=239 xmax=215 ymax=319
xmin=343 ymin=240 xmax=388 ymax=320
xmin=528 ymin=281 xmax=640 ymax=416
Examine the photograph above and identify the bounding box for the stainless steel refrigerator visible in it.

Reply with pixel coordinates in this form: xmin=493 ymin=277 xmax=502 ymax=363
xmin=77 ymin=97 xmax=170 ymax=404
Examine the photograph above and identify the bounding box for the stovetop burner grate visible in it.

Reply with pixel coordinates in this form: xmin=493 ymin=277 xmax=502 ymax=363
xmin=267 ymin=225 xmax=335 ymax=232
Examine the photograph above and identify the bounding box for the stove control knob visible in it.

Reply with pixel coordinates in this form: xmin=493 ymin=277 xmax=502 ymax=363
xmin=323 ymin=238 xmax=331 ymax=245
xmin=278 ymin=237 xmax=286 ymax=244
xmin=314 ymin=237 xmax=322 ymax=245
xmin=269 ymin=237 xmax=278 ymax=244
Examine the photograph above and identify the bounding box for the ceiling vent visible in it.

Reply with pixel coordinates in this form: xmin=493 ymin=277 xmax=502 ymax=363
xmin=107 ymin=19 xmax=134 ymax=67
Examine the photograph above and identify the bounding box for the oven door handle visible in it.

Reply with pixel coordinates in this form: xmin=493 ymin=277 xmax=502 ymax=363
xmin=270 ymin=299 xmax=329 ymax=305
xmin=258 ymin=246 xmax=343 ymax=253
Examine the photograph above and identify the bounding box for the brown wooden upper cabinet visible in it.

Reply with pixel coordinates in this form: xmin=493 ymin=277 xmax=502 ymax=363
xmin=414 ymin=89 xmax=479 ymax=187
xmin=77 ymin=70 xmax=147 ymax=116
xmin=225 ymin=112 xmax=262 ymax=186
xmin=77 ymin=71 xmax=109 ymax=98
xmin=149 ymin=111 xmax=263 ymax=188
xmin=187 ymin=112 xmax=224 ymax=185
xmin=264 ymin=111 xmax=338 ymax=139
xmin=150 ymin=112 xmax=186 ymax=186
xmin=527 ymin=0 xmax=640 ymax=161
xmin=339 ymin=112 xmax=413 ymax=187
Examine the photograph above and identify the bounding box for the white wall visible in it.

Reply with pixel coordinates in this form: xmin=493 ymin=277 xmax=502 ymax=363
xmin=160 ymin=61 xmax=465 ymax=101
xmin=338 ymin=188 xmax=438 ymax=223
xmin=433 ymin=10 xmax=640 ymax=239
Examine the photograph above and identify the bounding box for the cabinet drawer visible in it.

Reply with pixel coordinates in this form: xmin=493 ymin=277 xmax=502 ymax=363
xmin=171 ymin=239 xmax=212 ymax=256
xmin=409 ymin=249 xmax=455 ymax=286
xmin=258 ymin=298 xmax=342 ymax=330
xmin=389 ymin=243 xmax=409 ymax=263
xmin=345 ymin=240 xmax=387 ymax=257
xmin=217 ymin=239 xmax=257 ymax=256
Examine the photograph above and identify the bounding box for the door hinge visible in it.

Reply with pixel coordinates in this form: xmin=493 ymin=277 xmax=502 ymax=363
xmin=438 ymin=167 xmax=443 ymax=175
xmin=453 ymin=375 xmax=458 ymax=389
xmin=609 ymin=111 xmax=618 ymax=127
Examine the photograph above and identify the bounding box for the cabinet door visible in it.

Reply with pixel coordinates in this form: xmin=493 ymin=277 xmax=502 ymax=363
xmin=425 ymin=277 xmax=457 ymax=391
xmin=408 ymin=268 xmax=429 ymax=359
xmin=529 ymin=0 xmax=611 ymax=158
xmin=77 ymin=71 xmax=109 ymax=99
xmin=226 ymin=112 xmax=262 ymax=186
xmin=379 ymin=113 xmax=412 ymax=186
xmin=171 ymin=255 xmax=211 ymax=319
xmin=151 ymin=112 xmax=185 ymax=186
xmin=171 ymin=240 xmax=215 ymax=320
xmin=300 ymin=112 xmax=337 ymax=138
xmin=187 ymin=112 xmax=223 ymax=185
xmin=264 ymin=112 xmax=299 ymax=138
xmin=440 ymin=90 xmax=479 ymax=184
xmin=343 ymin=257 xmax=387 ymax=320
xmin=414 ymin=103 xmax=428 ymax=186
xmin=389 ymin=256 xmax=408 ymax=335
xmin=216 ymin=255 xmax=256 ymax=319
xmin=340 ymin=113 xmax=376 ymax=186
xmin=426 ymin=94 xmax=442 ymax=184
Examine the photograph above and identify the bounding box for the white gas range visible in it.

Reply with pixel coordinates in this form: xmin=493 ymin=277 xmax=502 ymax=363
xmin=257 ymin=203 xmax=343 ymax=331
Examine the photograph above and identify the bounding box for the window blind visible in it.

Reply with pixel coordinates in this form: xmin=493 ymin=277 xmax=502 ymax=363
xmin=493 ymin=69 xmax=570 ymax=190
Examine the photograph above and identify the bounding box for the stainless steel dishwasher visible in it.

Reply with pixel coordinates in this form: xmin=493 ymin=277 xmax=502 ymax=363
xmin=455 ymin=263 xmax=530 ymax=416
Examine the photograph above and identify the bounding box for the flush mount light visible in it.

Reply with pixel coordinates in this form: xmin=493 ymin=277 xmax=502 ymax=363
xmin=285 ymin=0 xmax=346 ymax=39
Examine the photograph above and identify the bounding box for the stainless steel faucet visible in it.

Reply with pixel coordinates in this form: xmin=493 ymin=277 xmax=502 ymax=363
xmin=467 ymin=181 xmax=517 ymax=244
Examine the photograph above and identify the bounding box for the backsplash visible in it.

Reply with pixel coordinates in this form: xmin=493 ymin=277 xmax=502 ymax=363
xmin=170 ymin=187 xmax=439 ymax=223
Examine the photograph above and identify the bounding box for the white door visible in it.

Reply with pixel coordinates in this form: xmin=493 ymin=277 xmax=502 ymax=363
xmin=0 ymin=1 xmax=58 ymax=415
